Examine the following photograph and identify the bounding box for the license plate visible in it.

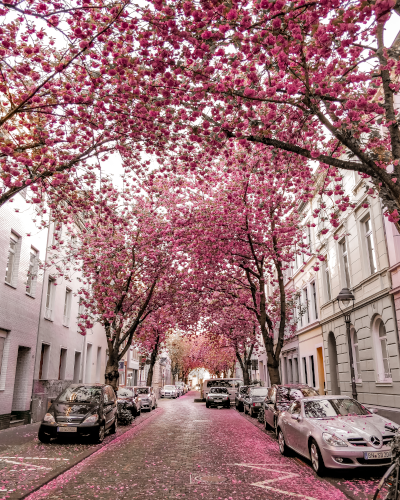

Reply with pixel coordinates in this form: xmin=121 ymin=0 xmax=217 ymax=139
xmin=214 ymin=399 xmax=222 ymax=402
xmin=58 ymin=426 xmax=77 ymax=433
xmin=364 ymin=451 xmax=392 ymax=460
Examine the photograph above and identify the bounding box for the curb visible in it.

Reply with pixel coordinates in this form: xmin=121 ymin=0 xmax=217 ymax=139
xmin=5 ymin=408 xmax=162 ymax=500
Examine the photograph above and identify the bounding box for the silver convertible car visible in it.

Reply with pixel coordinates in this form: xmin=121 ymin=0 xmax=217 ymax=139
xmin=276 ymin=395 xmax=399 ymax=475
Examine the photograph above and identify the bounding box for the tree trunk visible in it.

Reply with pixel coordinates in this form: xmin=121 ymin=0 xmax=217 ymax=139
xmin=146 ymin=331 xmax=160 ymax=387
xmin=105 ymin=358 xmax=119 ymax=392
xmin=236 ymin=350 xmax=250 ymax=385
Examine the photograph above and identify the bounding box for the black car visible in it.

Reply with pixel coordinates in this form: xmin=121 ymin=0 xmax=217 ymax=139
xmin=263 ymin=384 xmax=318 ymax=435
xmin=117 ymin=387 xmax=141 ymax=417
xmin=206 ymin=387 xmax=230 ymax=408
xmin=243 ymin=386 xmax=270 ymax=417
xmin=235 ymin=385 xmax=254 ymax=412
xmin=38 ymin=383 xmax=117 ymax=444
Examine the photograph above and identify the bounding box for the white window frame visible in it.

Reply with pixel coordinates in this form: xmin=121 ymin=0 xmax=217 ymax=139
xmin=311 ymin=281 xmax=318 ymax=321
xmin=364 ymin=215 xmax=378 ymax=275
xmin=5 ymin=232 xmax=20 ymax=287
xmin=303 ymin=287 xmax=310 ymax=324
xmin=372 ymin=316 xmax=392 ymax=383
xmin=45 ymin=277 xmax=56 ymax=320
xmin=322 ymin=260 xmax=332 ymax=302
xmin=63 ymin=288 xmax=72 ymax=327
xmin=26 ymin=247 xmax=39 ymax=297
xmin=350 ymin=326 xmax=362 ymax=383
xmin=339 ymin=238 xmax=351 ymax=289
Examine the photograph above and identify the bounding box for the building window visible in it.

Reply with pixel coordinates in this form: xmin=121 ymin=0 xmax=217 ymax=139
xmin=0 ymin=330 xmax=6 ymax=377
xmin=26 ymin=248 xmax=38 ymax=296
xmin=45 ymin=277 xmax=55 ymax=320
xmin=373 ymin=318 xmax=391 ymax=382
xmin=323 ymin=261 xmax=331 ymax=302
xmin=302 ymin=357 xmax=308 ymax=385
xmin=5 ymin=233 xmax=19 ymax=286
xmin=310 ymin=355 xmax=316 ymax=387
xmin=351 ymin=327 xmax=361 ymax=382
xmin=303 ymin=288 xmax=310 ymax=324
xmin=59 ymin=348 xmax=67 ymax=380
xmin=365 ymin=217 xmax=377 ymax=275
xmin=63 ymin=288 xmax=72 ymax=326
xmin=39 ymin=343 xmax=50 ymax=380
xmin=311 ymin=282 xmax=318 ymax=320
xmin=340 ymin=239 xmax=351 ymax=288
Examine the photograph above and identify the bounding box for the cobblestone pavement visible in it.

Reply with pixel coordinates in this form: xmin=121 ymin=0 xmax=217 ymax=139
xmin=0 ymin=391 xmax=379 ymax=500
xmin=0 ymin=408 xmax=160 ymax=499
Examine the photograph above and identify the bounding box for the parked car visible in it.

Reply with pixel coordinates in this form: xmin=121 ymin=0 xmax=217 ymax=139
xmin=160 ymin=385 xmax=178 ymax=398
xmin=206 ymin=387 xmax=231 ymax=408
xmin=235 ymin=385 xmax=254 ymax=412
xmin=117 ymin=387 xmax=141 ymax=417
xmin=175 ymin=382 xmax=187 ymax=394
xmin=264 ymin=384 xmax=319 ymax=435
xmin=38 ymin=383 xmax=117 ymax=444
xmin=243 ymin=386 xmax=270 ymax=417
xmin=134 ymin=386 xmax=157 ymax=410
xmin=174 ymin=384 xmax=183 ymax=397
xmin=276 ymin=395 xmax=399 ymax=475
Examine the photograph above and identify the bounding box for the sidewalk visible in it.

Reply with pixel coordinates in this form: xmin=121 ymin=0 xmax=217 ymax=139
xmin=0 ymin=409 xmax=161 ymax=499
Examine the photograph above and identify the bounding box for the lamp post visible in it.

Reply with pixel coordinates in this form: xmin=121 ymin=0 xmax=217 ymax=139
xmin=336 ymin=287 xmax=357 ymax=400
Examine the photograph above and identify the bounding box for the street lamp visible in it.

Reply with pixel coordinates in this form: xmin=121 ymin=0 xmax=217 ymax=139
xmin=336 ymin=287 xmax=357 ymax=400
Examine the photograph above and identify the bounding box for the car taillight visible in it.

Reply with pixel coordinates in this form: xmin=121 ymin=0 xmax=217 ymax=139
xmin=252 ymin=403 xmax=256 ymax=406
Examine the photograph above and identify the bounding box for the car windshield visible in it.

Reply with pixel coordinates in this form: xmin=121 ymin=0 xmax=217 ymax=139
xmin=251 ymin=388 xmax=269 ymax=396
xmin=135 ymin=388 xmax=150 ymax=394
xmin=207 ymin=380 xmax=242 ymax=388
xmin=117 ymin=388 xmax=133 ymax=398
xmin=164 ymin=386 xmax=175 ymax=390
xmin=209 ymin=388 xmax=229 ymax=394
xmin=58 ymin=386 xmax=102 ymax=403
xmin=277 ymin=386 xmax=319 ymax=402
xmin=304 ymin=399 xmax=370 ymax=418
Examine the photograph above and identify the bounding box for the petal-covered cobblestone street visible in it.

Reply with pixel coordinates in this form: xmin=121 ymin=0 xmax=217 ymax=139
xmin=0 ymin=392 xmax=378 ymax=500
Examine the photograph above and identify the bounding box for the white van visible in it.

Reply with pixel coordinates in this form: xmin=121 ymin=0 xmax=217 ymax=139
xmin=202 ymin=378 xmax=243 ymax=403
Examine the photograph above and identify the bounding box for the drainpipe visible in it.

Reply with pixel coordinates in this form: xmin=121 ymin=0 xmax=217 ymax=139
xmin=30 ymin=214 xmax=51 ymax=423
xmin=380 ymin=200 xmax=400 ymax=351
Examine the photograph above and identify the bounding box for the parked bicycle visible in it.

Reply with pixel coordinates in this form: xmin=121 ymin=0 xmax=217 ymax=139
xmin=374 ymin=432 xmax=400 ymax=499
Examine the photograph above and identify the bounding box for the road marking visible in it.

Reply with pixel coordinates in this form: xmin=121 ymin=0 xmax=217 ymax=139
xmin=0 ymin=457 xmax=68 ymax=460
xmin=0 ymin=459 xmax=51 ymax=470
xmin=234 ymin=463 xmax=320 ymax=500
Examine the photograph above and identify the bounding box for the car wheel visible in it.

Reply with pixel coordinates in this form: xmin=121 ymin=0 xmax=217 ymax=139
xmin=278 ymin=429 xmax=289 ymax=456
xmin=310 ymin=439 xmax=326 ymax=476
xmin=264 ymin=416 xmax=270 ymax=430
xmin=206 ymin=402 xmax=210 ymax=408
xmin=110 ymin=417 xmax=117 ymax=434
xmin=38 ymin=428 xmax=51 ymax=443
xmin=95 ymin=423 xmax=105 ymax=444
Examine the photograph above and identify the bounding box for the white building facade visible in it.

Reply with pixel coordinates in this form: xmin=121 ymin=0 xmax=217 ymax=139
xmin=0 ymin=193 xmax=48 ymax=429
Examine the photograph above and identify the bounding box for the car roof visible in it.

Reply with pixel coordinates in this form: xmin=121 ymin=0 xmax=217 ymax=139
xmin=69 ymin=383 xmax=105 ymax=387
xmin=273 ymin=384 xmax=312 ymax=389
xmin=210 ymin=386 xmax=229 ymax=389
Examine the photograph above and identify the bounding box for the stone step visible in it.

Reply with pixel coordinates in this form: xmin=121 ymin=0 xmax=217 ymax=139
xmin=9 ymin=419 xmax=25 ymax=427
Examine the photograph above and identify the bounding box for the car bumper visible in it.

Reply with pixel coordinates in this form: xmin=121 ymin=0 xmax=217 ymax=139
xmin=207 ymin=400 xmax=230 ymax=406
xmin=320 ymin=444 xmax=392 ymax=469
xmin=39 ymin=422 xmax=100 ymax=438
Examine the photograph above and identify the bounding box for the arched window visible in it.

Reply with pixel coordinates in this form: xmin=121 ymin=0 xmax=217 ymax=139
xmin=350 ymin=327 xmax=361 ymax=382
xmin=373 ymin=317 xmax=392 ymax=382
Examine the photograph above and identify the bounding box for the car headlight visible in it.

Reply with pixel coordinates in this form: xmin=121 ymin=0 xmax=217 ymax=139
xmin=43 ymin=413 xmax=55 ymax=423
xmin=322 ymin=432 xmax=348 ymax=447
xmin=83 ymin=414 xmax=99 ymax=424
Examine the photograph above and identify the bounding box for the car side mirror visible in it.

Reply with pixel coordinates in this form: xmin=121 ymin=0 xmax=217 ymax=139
xmin=291 ymin=413 xmax=300 ymax=421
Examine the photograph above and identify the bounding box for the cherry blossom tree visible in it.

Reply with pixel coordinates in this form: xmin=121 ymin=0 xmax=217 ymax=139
xmin=67 ymin=186 xmax=181 ymax=391
xmin=163 ymin=146 xmax=304 ymax=384
xmin=138 ymin=0 xmax=400 ymax=223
